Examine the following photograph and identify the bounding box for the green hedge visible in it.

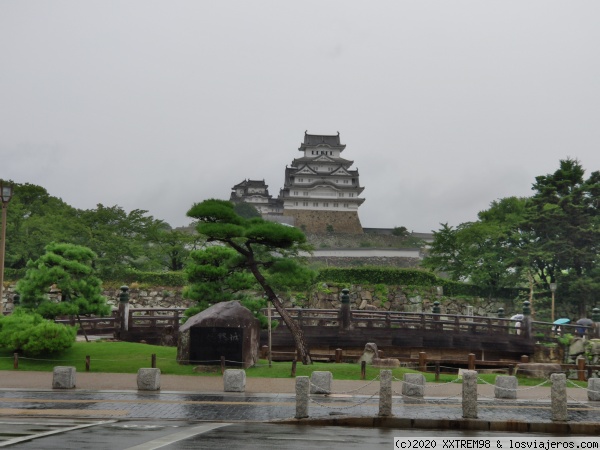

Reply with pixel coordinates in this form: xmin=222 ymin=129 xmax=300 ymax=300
xmin=316 ymin=267 xmax=525 ymax=299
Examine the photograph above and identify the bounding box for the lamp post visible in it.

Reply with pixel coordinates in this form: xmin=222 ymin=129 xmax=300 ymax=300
xmin=0 ymin=181 xmax=14 ymax=315
xmin=549 ymin=282 xmax=557 ymax=323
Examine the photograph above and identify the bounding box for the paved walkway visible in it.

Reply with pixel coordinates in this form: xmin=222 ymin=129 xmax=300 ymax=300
xmin=1 ymin=371 xmax=600 ymax=433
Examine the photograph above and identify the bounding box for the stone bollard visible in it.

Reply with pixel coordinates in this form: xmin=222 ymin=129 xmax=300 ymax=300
xmin=462 ymin=370 xmax=478 ymax=419
xmin=53 ymin=366 xmax=76 ymax=389
xmin=223 ymin=369 xmax=246 ymax=392
xmin=402 ymin=373 xmax=425 ymax=398
xmin=137 ymin=368 xmax=161 ymax=391
xmin=378 ymin=369 xmax=393 ymax=416
xmin=551 ymin=373 xmax=568 ymax=421
xmin=295 ymin=376 xmax=309 ymax=419
xmin=310 ymin=371 xmax=332 ymax=394
xmin=588 ymin=378 xmax=600 ymax=401
xmin=495 ymin=375 xmax=517 ymax=399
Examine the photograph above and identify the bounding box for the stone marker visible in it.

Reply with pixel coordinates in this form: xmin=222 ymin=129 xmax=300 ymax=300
xmin=588 ymin=378 xmax=600 ymax=401
xmin=462 ymin=370 xmax=477 ymax=419
xmin=378 ymin=369 xmax=393 ymax=416
xmin=402 ymin=373 xmax=425 ymax=398
xmin=137 ymin=368 xmax=161 ymax=391
xmin=495 ymin=375 xmax=517 ymax=399
xmin=358 ymin=343 xmax=378 ymax=365
xmin=295 ymin=376 xmax=309 ymax=419
xmin=551 ymin=373 xmax=568 ymax=421
xmin=373 ymin=358 xmax=400 ymax=368
xmin=223 ymin=369 xmax=246 ymax=392
xmin=310 ymin=371 xmax=332 ymax=394
xmin=53 ymin=366 xmax=76 ymax=389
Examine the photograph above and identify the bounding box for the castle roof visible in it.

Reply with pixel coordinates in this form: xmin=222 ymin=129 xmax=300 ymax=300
xmin=232 ymin=179 xmax=268 ymax=190
xmin=300 ymin=131 xmax=346 ymax=150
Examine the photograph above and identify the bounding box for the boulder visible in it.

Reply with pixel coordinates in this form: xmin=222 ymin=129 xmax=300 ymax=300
xmin=358 ymin=343 xmax=379 ymax=365
xmin=516 ymin=363 xmax=562 ymax=378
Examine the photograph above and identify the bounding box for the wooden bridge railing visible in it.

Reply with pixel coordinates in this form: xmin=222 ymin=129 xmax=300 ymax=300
xmin=55 ymin=308 xmax=186 ymax=335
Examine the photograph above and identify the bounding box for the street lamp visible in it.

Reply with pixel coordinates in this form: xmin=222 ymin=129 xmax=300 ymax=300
xmin=0 ymin=180 xmax=14 ymax=315
xmin=549 ymin=282 xmax=557 ymax=323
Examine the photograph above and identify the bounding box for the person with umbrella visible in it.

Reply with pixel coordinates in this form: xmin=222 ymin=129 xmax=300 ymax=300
xmin=511 ymin=313 xmax=524 ymax=335
xmin=576 ymin=318 xmax=593 ymax=338
xmin=552 ymin=318 xmax=570 ymax=337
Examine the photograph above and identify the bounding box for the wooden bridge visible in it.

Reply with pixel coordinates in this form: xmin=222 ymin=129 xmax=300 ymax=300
xmin=57 ymin=306 xmax=595 ymax=363
xmin=259 ymin=308 xmax=594 ymax=363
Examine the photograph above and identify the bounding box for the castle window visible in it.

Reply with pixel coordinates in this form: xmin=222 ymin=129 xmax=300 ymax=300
xmin=303 ymin=192 xmax=308 ymax=196
xmin=344 ymin=203 xmax=349 ymax=208
xmin=343 ymin=180 xmax=349 ymax=184
xmin=323 ymin=202 xmax=329 ymax=207
xmin=294 ymin=202 xmax=298 ymax=206
xmin=338 ymin=193 xmax=344 ymax=197
xmin=333 ymin=202 xmax=338 ymax=207
xmin=294 ymin=191 xmax=298 ymax=196
xmin=303 ymin=201 xmax=308 ymax=206
xmin=349 ymin=193 xmax=354 ymax=197
xmin=313 ymin=202 xmax=318 ymax=207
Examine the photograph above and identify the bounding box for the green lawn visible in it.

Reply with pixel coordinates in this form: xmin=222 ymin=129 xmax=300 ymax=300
xmin=0 ymin=341 xmax=567 ymax=386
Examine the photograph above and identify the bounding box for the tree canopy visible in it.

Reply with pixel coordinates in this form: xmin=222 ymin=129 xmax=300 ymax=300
xmin=186 ymin=199 xmax=316 ymax=364
xmin=423 ymin=159 xmax=600 ymax=318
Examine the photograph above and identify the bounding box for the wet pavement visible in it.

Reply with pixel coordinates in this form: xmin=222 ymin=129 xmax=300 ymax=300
xmin=1 ymin=388 xmax=600 ymax=425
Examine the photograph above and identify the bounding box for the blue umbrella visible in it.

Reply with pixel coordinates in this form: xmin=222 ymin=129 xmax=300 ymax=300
xmin=553 ymin=318 xmax=570 ymax=325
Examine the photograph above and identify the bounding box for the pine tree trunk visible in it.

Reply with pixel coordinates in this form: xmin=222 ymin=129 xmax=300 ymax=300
xmin=76 ymin=315 xmax=89 ymax=342
xmin=248 ymin=266 xmax=312 ymax=364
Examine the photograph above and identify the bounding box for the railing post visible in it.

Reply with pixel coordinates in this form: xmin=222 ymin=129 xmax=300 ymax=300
xmin=361 ymin=360 xmax=366 ymax=380
xmin=522 ymin=300 xmax=532 ymax=338
xmin=340 ymin=288 xmax=351 ymax=330
xmin=378 ymin=370 xmax=393 ymax=416
xmin=468 ymin=353 xmax=476 ymax=371
xmin=577 ymin=356 xmax=586 ymax=382
xmin=13 ymin=352 xmax=18 ymax=369
xmin=435 ymin=362 xmax=440 ymax=381
xmin=220 ymin=356 xmax=225 ymax=374
xmin=335 ymin=348 xmax=342 ymax=363
xmin=418 ymin=352 xmax=427 ymax=372
xmin=151 ymin=353 xmax=156 ymax=369
xmin=85 ymin=355 xmax=90 ymax=372
xmin=462 ymin=370 xmax=478 ymax=419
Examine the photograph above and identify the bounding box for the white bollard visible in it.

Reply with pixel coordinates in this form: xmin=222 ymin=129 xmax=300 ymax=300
xmin=551 ymin=373 xmax=568 ymax=421
xmin=495 ymin=375 xmax=518 ymax=399
xmin=295 ymin=376 xmax=309 ymax=419
xmin=378 ymin=369 xmax=393 ymax=416
xmin=223 ymin=369 xmax=246 ymax=392
xmin=310 ymin=371 xmax=332 ymax=394
xmin=588 ymin=378 xmax=600 ymax=401
xmin=402 ymin=373 xmax=425 ymax=398
xmin=137 ymin=368 xmax=161 ymax=391
xmin=53 ymin=366 xmax=76 ymax=389
xmin=461 ymin=370 xmax=478 ymax=419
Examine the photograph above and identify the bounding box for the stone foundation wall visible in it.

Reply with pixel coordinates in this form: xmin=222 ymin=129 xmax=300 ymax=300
xmin=283 ymin=210 xmax=363 ymax=234
xmin=2 ymin=283 xmax=510 ymax=317
xmin=311 ymin=256 xmax=421 ymax=268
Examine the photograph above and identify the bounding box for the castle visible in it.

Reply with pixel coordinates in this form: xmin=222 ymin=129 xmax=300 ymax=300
xmin=230 ymin=132 xmax=365 ymax=234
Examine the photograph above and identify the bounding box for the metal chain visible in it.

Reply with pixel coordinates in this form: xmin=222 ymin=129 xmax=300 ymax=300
xmin=308 ymin=374 xmax=381 ymax=395
xmin=309 ymin=390 xmax=379 ymax=410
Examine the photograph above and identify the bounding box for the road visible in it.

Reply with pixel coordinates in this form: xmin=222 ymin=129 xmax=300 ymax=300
xmin=2 ymin=418 xmax=554 ymax=449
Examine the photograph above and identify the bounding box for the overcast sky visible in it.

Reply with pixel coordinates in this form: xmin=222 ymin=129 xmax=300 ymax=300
xmin=2 ymin=1 xmax=599 ymax=232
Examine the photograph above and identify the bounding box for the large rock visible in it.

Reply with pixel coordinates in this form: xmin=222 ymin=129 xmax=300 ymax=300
xmin=358 ymin=343 xmax=379 ymax=365
xmin=373 ymin=358 xmax=400 ymax=368
xmin=516 ymin=363 xmax=562 ymax=378
xmin=177 ymin=301 xmax=260 ymax=369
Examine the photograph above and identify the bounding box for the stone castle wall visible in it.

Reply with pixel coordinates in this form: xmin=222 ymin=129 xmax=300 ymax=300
xmin=2 ymin=283 xmax=511 ymax=317
xmin=283 ymin=210 xmax=363 ymax=234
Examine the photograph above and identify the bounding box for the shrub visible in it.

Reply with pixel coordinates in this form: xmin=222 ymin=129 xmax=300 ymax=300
xmin=0 ymin=309 xmax=77 ymax=355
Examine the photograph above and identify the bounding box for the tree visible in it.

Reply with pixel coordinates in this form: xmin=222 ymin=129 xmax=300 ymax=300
xmin=145 ymin=225 xmax=204 ymax=272
xmin=233 ymin=202 xmax=261 ymax=219
xmin=392 ymin=226 xmax=408 ymax=237
xmin=183 ymin=246 xmax=272 ymax=326
xmin=522 ymin=158 xmax=600 ymax=315
xmin=186 ymin=199 xmax=316 ymax=364
xmin=77 ymin=204 xmax=167 ymax=278
xmin=422 ymin=197 xmax=528 ymax=297
xmin=16 ymin=242 xmax=110 ymax=341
